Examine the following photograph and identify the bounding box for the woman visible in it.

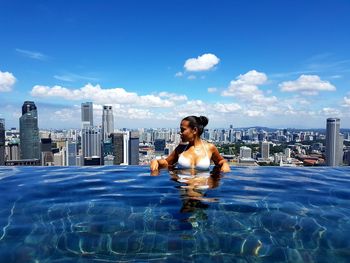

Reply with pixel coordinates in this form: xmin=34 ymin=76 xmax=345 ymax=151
xmin=150 ymin=116 xmax=231 ymax=173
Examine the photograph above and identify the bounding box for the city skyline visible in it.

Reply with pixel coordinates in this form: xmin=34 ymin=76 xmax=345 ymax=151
xmin=1 ymin=1 xmax=350 ymax=129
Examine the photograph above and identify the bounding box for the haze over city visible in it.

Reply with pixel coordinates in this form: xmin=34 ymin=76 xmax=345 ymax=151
xmin=1 ymin=0 xmax=350 ymax=129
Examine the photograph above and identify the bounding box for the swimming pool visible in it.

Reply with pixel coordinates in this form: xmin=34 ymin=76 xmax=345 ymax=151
xmin=0 ymin=166 xmax=349 ymax=262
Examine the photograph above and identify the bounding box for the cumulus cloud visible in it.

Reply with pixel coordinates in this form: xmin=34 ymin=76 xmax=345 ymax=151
xmin=342 ymin=96 xmax=350 ymax=107
xmin=184 ymin=53 xmax=220 ymax=72
xmin=319 ymin=107 xmax=341 ymax=116
xmin=279 ymin=75 xmax=336 ymax=95
xmin=221 ymin=70 xmax=277 ymax=105
xmin=159 ymin=92 xmax=187 ymax=101
xmin=31 ymin=83 xmax=175 ymax=108
xmin=187 ymin=75 xmax=196 ymax=80
xmin=244 ymin=110 xmax=265 ymax=117
xmin=0 ymin=71 xmax=16 ymax=92
xmin=213 ymin=103 xmax=241 ymax=113
xmin=174 ymin=100 xmax=208 ymax=117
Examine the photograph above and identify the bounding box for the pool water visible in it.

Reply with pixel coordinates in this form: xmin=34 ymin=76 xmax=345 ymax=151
xmin=0 ymin=166 xmax=350 ymax=262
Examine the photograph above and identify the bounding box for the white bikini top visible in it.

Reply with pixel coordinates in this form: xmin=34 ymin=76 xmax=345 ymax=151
xmin=177 ymin=140 xmax=210 ymax=170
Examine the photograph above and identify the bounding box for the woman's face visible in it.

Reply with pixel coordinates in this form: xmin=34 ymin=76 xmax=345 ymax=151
xmin=180 ymin=120 xmax=196 ymax=142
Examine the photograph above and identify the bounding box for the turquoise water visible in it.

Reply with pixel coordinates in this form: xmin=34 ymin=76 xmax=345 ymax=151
xmin=0 ymin=166 xmax=350 ymax=262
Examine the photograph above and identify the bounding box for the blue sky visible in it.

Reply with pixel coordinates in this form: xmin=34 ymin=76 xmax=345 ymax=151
xmin=1 ymin=0 xmax=350 ymax=129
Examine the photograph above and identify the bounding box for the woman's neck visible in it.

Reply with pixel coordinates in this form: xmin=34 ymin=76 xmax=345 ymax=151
xmin=189 ymin=137 xmax=202 ymax=147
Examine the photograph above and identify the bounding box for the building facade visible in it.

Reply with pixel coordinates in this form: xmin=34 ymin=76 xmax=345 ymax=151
xmin=326 ymin=118 xmax=341 ymax=166
xmin=19 ymin=101 xmax=40 ymax=160
xmin=81 ymin=102 xmax=93 ymax=126
xmin=102 ymin=105 xmax=114 ymax=142
xmin=0 ymin=119 xmax=5 ymax=165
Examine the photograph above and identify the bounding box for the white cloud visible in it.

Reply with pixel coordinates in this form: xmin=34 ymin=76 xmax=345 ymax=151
xmin=187 ymin=75 xmax=196 ymax=80
xmin=184 ymin=53 xmax=220 ymax=72
xmin=343 ymin=96 xmax=350 ymax=107
xmin=31 ymin=83 xmax=175 ymax=108
xmin=208 ymin=87 xmax=218 ymax=93
xmin=213 ymin=103 xmax=241 ymax=113
xmin=319 ymin=107 xmax=341 ymax=116
xmin=174 ymin=100 xmax=207 ymax=117
xmin=244 ymin=110 xmax=264 ymax=117
xmin=159 ymin=92 xmax=188 ymax=101
xmin=174 ymin=72 xmax=183 ymax=77
xmin=221 ymin=70 xmax=277 ymax=105
xmin=0 ymin=71 xmax=16 ymax=92
xmin=279 ymin=75 xmax=336 ymax=95
xmin=15 ymin=48 xmax=48 ymax=60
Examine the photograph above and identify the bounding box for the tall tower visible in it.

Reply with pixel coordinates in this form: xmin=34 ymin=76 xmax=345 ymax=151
xmin=19 ymin=101 xmax=40 ymax=160
xmin=0 ymin=119 xmax=5 ymax=165
xmin=326 ymin=118 xmax=341 ymax=166
xmin=102 ymin=105 xmax=114 ymax=142
xmin=81 ymin=102 xmax=93 ymax=126
xmin=260 ymin=141 xmax=270 ymax=160
xmin=128 ymin=131 xmax=139 ymax=165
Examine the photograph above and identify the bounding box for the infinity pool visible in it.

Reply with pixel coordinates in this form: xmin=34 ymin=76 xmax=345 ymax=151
xmin=0 ymin=166 xmax=350 ymax=262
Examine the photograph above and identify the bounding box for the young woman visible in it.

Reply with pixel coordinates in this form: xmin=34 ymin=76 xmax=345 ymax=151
xmin=150 ymin=116 xmax=231 ymax=173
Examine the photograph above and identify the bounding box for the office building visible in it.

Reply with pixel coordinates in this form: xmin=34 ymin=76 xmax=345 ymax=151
xmin=260 ymin=141 xmax=270 ymax=159
xmin=5 ymin=141 xmax=20 ymax=161
xmin=81 ymin=126 xmax=101 ymax=165
xmin=111 ymin=132 xmax=127 ymax=165
xmin=128 ymin=131 xmax=139 ymax=165
xmin=0 ymin=119 xmax=4 ymax=165
xmin=240 ymin=146 xmax=252 ymax=158
xmin=81 ymin=102 xmax=93 ymax=126
xmin=102 ymin=105 xmax=114 ymax=142
xmin=65 ymin=141 xmax=77 ymax=166
xmin=326 ymin=118 xmax=341 ymax=166
xmin=41 ymin=138 xmax=54 ymax=166
xmin=154 ymin=139 xmax=166 ymax=152
xmin=19 ymin=101 xmax=40 ymax=160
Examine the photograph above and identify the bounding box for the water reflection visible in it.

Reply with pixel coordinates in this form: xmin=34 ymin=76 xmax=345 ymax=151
xmin=169 ymin=167 xmax=222 ymax=219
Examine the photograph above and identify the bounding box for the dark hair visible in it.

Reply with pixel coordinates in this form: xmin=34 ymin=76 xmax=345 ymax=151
xmin=182 ymin=115 xmax=209 ymax=136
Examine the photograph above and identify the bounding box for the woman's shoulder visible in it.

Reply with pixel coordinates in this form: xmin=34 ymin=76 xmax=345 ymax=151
xmin=202 ymin=140 xmax=216 ymax=152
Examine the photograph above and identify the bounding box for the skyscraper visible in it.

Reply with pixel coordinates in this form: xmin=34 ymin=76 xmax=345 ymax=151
xmin=128 ymin=131 xmax=139 ymax=165
xmin=81 ymin=125 xmax=102 ymax=165
xmin=19 ymin=101 xmax=40 ymax=160
xmin=81 ymin=102 xmax=93 ymax=126
xmin=326 ymin=118 xmax=341 ymax=166
xmin=260 ymin=141 xmax=270 ymax=160
xmin=102 ymin=105 xmax=114 ymax=142
xmin=0 ymin=119 xmax=5 ymax=165
xmin=111 ymin=133 xmax=125 ymax=165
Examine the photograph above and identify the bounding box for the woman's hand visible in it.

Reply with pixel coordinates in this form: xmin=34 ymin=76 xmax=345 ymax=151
xmin=150 ymin=159 xmax=159 ymax=171
xmin=219 ymin=160 xmax=231 ymax=173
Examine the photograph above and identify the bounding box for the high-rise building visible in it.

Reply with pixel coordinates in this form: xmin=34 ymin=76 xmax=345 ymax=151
xmin=19 ymin=101 xmax=40 ymax=160
xmin=111 ymin=132 xmax=127 ymax=165
xmin=40 ymin=138 xmax=53 ymax=166
xmin=102 ymin=105 xmax=114 ymax=142
xmin=128 ymin=131 xmax=139 ymax=165
xmin=0 ymin=119 xmax=5 ymax=165
xmin=65 ymin=141 xmax=77 ymax=166
xmin=240 ymin=146 xmax=252 ymax=158
xmin=154 ymin=139 xmax=166 ymax=152
xmin=260 ymin=141 xmax=270 ymax=159
xmin=326 ymin=118 xmax=341 ymax=166
xmin=81 ymin=102 xmax=93 ymax=126
xmin=5 ymin=141 xmax=20 ymax=161
xmin=81 ymin=126 xmax=101 ymax=165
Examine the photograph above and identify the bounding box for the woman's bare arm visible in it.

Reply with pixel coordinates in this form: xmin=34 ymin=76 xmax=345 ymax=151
xmin=210 ymin=143 xmax=231 ymax=172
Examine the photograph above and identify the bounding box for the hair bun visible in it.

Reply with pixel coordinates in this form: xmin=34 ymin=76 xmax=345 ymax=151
xmin=199 ymin=116 xmax=209 ymax=127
